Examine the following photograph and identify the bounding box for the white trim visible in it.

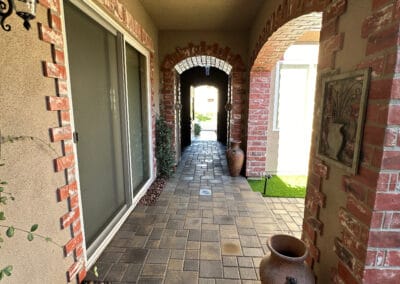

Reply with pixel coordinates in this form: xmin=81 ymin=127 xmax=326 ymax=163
xmin=272 ymin=61 xmax=282 ymax=132
xmin=67 ymin=0 xmax=116 ymax=34
xmin=68 ymin=0 xmax=150 ymax=56
xmin=61 ymin=0 xmax=155 ymax=270
xmin=124 ymin=34 xmax=154 ymax=179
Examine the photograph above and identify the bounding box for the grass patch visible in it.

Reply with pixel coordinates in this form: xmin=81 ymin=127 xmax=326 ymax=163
xmin=247 ymin=175 xmax=307 ymax=198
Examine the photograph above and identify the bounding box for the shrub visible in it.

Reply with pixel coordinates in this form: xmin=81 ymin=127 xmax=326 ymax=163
xmin=156 ymin=117 xmax=175 ymax=178
xmin=194 ymin=123 xmax=201 ymax=136
xmin=195 ymin=113 xmax=212 ymax=122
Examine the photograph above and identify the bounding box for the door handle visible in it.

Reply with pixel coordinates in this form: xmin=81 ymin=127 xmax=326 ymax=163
xmin=73 ymin=132 xmax=79 ymax=143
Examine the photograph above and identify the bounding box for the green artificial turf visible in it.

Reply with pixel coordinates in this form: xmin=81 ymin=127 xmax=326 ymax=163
xmin=247 ymin=175 xmax=307 ymax=198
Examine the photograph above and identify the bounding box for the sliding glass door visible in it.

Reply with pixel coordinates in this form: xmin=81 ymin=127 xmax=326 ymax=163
xmin=64 ymin=1 xmax=126 ymax=249
xmin=64 ymin=0 xmax=151 ymax=257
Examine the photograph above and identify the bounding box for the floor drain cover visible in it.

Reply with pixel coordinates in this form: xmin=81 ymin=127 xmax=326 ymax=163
xmin=199 ymin=189 xmax=212 ymax=196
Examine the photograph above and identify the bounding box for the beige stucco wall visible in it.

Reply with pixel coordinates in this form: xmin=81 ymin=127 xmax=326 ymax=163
xmin=0 ymin=0 xmax=160 ymax=283
xmin=159 ymin=31 xmax=249 ymax=67
xmin=0 ymin=6 xmax=71 ymax=284
xmin=313 ymin=2 xmax=371 ymax=282
xmin=248 ymin=1 xmax=280 ymax=59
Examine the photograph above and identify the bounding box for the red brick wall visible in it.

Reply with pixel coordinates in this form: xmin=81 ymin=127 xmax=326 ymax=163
xmin=160 ymin=42 xmax=246 ymax=148
xmin=39 ymin=0 xmax=157 ymax=282
xmin=246 ymin=71 xmax=271 ymax=177
xmin=360 ymin=0 xmax=400 ymax=282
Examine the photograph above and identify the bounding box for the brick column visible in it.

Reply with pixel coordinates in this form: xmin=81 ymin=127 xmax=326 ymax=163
xmin=245 ymin=70 xmax=270 ymax=177
xmin=360 ymin=1 xmax=400 ymax=282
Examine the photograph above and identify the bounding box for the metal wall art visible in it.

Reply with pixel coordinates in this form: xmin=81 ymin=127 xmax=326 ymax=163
xmin=317 ymin=68 xmax=371 ymax=174
xmin=0 ymin=0 xmax=36 ymax=31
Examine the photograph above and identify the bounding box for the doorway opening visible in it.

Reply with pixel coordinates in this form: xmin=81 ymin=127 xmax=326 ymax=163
xmin=192 ymin=85 xmax=218 ymax=141
xmin=180 ymin=66 xmax=229 ymax=151
xmin=267 ymin=44 xmax=319 ymax=176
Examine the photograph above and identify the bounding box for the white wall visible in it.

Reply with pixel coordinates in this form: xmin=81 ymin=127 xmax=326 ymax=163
xmin=266 ymin=45 xmax=318 ymax=175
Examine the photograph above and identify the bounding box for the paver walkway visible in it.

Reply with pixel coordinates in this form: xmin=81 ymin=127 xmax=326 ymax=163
xmin=85 ymin=140 xmax=305 ymax=283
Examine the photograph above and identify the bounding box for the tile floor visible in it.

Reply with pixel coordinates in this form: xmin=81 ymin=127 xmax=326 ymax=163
xmin=85 ymin=140 xmax=305 ymax=283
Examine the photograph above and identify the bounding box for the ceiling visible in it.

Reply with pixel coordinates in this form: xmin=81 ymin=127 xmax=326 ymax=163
xmin=139 ymin=0 xmax=265 ymax=31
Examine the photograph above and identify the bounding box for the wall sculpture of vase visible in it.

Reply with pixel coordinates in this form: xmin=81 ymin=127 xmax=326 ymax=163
xmin=259 ymin=234 xmax=315 ymax=284
xmin=327 ymin=122 xmax=344 ymax=160
xmin=226 ymin=140 xmax=244 ymax=177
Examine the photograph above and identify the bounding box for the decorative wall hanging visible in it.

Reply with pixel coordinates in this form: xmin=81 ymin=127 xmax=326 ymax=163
xmin=317 ymin=68 xmax=371 ymax=174
xmin=0 ymin=0 xmax=36 ymax=31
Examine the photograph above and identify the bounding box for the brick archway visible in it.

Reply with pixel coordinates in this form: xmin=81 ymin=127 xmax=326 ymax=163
xmin=248 ymin=0 xmax=400 ymax=283
xmin=160 ymin=42 xmax=246 ymax=151
xmin=245 ymin=0 xmax=347 ymax=281
xmin=246 ymin=12 xmax=322 ymax=178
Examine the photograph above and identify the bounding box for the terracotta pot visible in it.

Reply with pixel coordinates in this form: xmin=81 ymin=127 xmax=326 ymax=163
xmin=226 ymin=140 xmax=244 ymax=177
xmin=259 ymin=234 xmax=315 ymax=284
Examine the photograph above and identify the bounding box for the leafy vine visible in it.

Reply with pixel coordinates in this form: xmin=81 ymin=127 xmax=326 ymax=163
xmin=0 ymin=133 xmax=61 ymax=280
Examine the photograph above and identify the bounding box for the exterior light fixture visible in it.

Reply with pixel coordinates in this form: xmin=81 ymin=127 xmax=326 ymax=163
xmin=1 ymin=0 xmax=36 ymax=31
xmin=205 ymin=66 xmax=210 ymax=76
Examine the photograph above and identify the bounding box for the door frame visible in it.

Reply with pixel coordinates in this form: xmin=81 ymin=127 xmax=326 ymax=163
xmin=62 ymin=0 xmax=155 ymax=268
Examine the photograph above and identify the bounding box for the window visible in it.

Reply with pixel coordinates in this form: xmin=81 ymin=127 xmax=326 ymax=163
xmin=273 ymin=45 xmax=319 ymax=131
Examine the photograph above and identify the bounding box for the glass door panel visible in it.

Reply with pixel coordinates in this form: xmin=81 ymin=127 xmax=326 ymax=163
xmin=64 ymin=1 xmax=126 ymax=248
xmin=125 ymin=44 xmax=150 ymax=194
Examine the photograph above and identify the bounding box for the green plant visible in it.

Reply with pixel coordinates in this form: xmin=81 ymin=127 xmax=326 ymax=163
xmin=195 ymin=113 xmax=212 ymax=122
xmin=156 ymin=117 xmax=175 ymax=178
xmin=194 ymin=123 xmax=201 ymax=136
xmin=0 ymin=134 xmax=61 ymax=280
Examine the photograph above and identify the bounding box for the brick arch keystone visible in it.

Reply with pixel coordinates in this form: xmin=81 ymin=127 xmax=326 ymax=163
xmin=161 ymin=42 xmax=246 ymax=149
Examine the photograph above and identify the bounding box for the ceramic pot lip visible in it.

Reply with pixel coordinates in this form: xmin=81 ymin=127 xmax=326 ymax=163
xmin=267 ymin=234 xmax=308 ymax=262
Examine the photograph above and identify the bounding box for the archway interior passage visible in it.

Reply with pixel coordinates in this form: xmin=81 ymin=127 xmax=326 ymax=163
xmin=180 ymin=67 xmax=229 ymax=150
xmin=192 ymin=85 xmax=219 ymax=141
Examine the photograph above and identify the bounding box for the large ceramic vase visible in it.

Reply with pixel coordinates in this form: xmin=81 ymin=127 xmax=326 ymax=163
xmin=259 ymin=234 xmax=315 ymax=284
xmin=226 ymin=140 xmax=244 ymax=177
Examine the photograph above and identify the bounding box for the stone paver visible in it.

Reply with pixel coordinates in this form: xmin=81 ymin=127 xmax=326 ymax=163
xmin=85 ymin=140 xmax=305 ymax=282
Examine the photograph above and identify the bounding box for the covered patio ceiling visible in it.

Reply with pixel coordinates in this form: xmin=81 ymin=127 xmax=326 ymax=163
xmin=139 ymin=0 xmax=265 ymax=31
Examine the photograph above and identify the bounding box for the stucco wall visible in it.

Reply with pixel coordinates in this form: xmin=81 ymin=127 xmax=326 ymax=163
xmin=0 ymin=0 xmax=160 ymax=283
xmin=249 ymin=1 xmax=279 ymax=60
xmin=313 ymin=2 xmax=371 ymax=282
xmin=0 ymin=6 xmax=71 ymax=284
